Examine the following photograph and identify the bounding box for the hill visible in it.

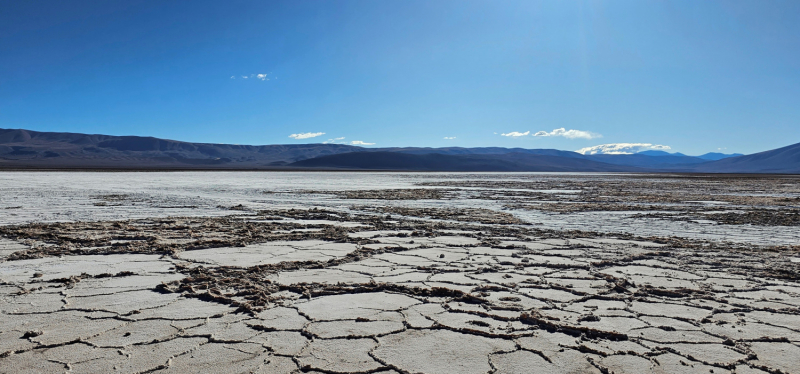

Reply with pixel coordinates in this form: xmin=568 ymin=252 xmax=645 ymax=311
xmin=290 ymin=152 xmax=642 ymax=172
xmin=0 ymin=128 xmax=361 ymax=169
xmin=1 ymin=128 xmax=797 ymax=173
xmin=692 ymin=143 xmax=800 ymax=173
xmin=696 ymin=152 xmax=744 ymax=161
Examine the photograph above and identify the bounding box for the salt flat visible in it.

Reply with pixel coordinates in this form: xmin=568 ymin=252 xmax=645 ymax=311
xmin=0 ymin=172 xmax=798 ymax=374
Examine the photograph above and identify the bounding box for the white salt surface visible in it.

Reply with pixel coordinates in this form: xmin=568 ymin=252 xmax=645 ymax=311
xmin=0 ymin=171 xmax=798 ymax=245
xmin=0 ymin=172 xmax=798 ymax=374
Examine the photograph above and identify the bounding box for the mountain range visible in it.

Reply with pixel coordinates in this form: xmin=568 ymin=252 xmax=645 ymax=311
xmin=636 ymin=150 xmax=744 ymax=160
xmin=0 ymin=128 xmax=797 ymax=173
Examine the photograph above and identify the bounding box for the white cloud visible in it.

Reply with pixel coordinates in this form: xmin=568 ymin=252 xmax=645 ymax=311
xmin=323 ymin=137 xmax=346 ymax=144
xmin=351 ymin=140 xmax=375 ymax=146
xmin=576 ymin=143 xmax=672 ymax=155
xmin=533 ymin=128 xmax=601 ymax=139
xmin=234 ymin=74 xmax=270 ymax=81
xmin=500 ymin=131 xmax=530 ymax=137
xmin=443 ymin=136 xmax=456 ymax=140
xmin=289 ymin=132 xmax=325 ymax=140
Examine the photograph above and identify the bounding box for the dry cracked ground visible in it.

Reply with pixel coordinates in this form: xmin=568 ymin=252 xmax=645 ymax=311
xmin=1 ymin=173 xmax=799 ymax=374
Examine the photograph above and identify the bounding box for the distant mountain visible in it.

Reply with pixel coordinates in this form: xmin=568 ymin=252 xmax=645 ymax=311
xmin=383 ymin=148 xmax=710 ymax=169
xmin=291 ymin=148 xmax=706 ymax=171
xmin=692 ymin=143 xmax=800 ymax=174
xmin=635 ymin=150 xmax=742 ymax=161
xmin=586 ymin=153 xmax=706 ymax=168
xmin=0 ymin=128 xmax=798 ymax=173
xmin=376 ymin=146 xmax=586 ymax=159
xmin=0 ymin=128 xmax=362 ymax=169
xmin=696 ymin=152 xmax=744 ymax=161
xmin=630 ymin=149 xmax=745 ymax=161
xmin=290 ymin=152 xmax=642 ymax=172
xmin=637 ymin=150 xmax=687 ymax=157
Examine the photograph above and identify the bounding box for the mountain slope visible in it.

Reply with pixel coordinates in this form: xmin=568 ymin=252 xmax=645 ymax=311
xmin=692 ymin=142 xmax=800 ymax=173
xmin=636 ymin=150 xmax=688 ymax=157
xmin=586 ymin=154 xmax=708 ymax=168
xmin=696 ymin=152 xmax=744 ymax=161
xmin=1 ymin=128 xmax=798 ymax=173
xmin=0 ymin=128 xmax=363 ymax=168
xmin=375 ymin=147 xmax=587 ymax=159
xmin=290 ymin=152 xmax=642 ymax=172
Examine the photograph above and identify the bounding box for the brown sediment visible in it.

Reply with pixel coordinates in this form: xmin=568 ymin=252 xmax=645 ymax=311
xmin=367 ymin=206 xmax=525 ymax=225
xmin=631 ymin=209 xmax=800 ymax=227
xmin=267 ymin=188 xmax=456 ymax=200
xmin=423 ymin=174 xmax=800 ymax=209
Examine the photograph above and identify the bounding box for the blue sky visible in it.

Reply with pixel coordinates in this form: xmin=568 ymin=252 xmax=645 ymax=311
xmin=1 ymin=0 xmax=799 ymax=155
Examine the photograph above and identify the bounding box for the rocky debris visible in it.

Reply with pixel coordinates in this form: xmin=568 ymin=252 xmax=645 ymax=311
xmin=275 ymin=188 xmax=456 ymax=200
xmin=0 ymin=211 xmax=368 ymax=261
xmin=506 ymin=202 xmax=703 ymax=214
xmin=369 ymin=206 xmax=525 ymax=225
xmin=336 ymin=188 xmax=455 ymax=200
xmin=424 ymin=175 xmax=800 ymax=227
xmin=633 ymin=209 xmax=800 ymax=227
xmin=420 ymin=174 xmax=800 ymax=205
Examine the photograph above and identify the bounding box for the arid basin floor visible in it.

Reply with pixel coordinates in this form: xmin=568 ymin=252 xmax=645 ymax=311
xmin=0 ymin=172 xmax=798 ymax=374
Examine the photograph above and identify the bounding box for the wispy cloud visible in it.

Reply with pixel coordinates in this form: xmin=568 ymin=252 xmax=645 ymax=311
xmin=500 ymin=131 xmax=530 ymax=137
xmin=323 ymin=137 xmax=346 ymax=144
xmin=443 ymin=136 xmax=456 ymax=140
xmin=289 ymin=132 xmax=325 ymax=140
xmin=533 ymin=128 xmax=601 ymax=139
xmin=233 ymin=73 xmax=270 ymax=81
xmin=320 ymin=137 xmax=374 ymax=145
xmin=576 ymin=143 xmax=671 ymax=155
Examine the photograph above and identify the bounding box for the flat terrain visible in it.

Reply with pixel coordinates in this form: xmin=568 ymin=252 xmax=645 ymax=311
xmin=0 ymin=172 xmax=798 ymax=374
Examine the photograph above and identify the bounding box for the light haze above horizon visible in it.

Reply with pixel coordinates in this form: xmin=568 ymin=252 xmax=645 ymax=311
xmin=1 ymin=0 xmax=799 ymax=156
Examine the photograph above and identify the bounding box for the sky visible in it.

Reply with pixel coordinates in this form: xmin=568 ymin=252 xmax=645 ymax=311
xmin=1 ymin=0 xmax=799 ymax=155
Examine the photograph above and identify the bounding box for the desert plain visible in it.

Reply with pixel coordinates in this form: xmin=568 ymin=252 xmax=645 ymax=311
xmin=0 ymin=171 xmax=799 ymax=374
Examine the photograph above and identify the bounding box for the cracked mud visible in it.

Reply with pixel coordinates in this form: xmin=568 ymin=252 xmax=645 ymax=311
xmin=1 ymin=172 xmax=799 ymax=374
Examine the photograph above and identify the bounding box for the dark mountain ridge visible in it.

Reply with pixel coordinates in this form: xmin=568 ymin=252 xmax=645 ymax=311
xmin=290 ymin=151 xmax=642 ymax=172
xmin=697 ymin=152 xmax=745 ymax=161
xmin=375 ymin=146 xmax=586 ymax=159
xmin=1 ymin=128 xmax=798 ymax=173
xmin=692 ymin=142 xmax=800 ymax=174
xmin=0 ymin=128 xmax=363 ymax=168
